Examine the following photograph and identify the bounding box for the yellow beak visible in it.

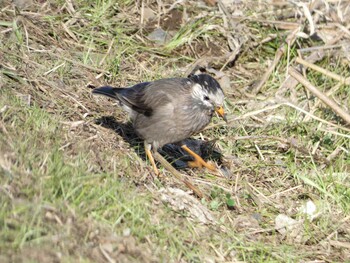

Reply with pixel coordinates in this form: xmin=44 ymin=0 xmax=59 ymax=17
xmin=215 ymin=106 xmax=227 ymax=122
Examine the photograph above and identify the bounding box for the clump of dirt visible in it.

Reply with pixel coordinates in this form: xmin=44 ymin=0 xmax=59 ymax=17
xmin=1 ymin=202 xmax=159 ymax=262
xmin=161 ymin=9 xmax=183 ymax=31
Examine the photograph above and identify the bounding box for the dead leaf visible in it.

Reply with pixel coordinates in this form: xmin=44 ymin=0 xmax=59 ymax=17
xmin=159 ymin=187 xmax=216 ymax=224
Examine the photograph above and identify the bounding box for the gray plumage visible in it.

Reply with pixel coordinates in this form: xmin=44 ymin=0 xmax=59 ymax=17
xmin=92 ymin=74 xmax=226 ymax=174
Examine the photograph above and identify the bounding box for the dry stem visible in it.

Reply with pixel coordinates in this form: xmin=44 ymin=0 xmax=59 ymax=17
xmin=153 ymin=152 xmax=205 ymax=199
xmin=289 ymin=68 xmax=350 ymax=125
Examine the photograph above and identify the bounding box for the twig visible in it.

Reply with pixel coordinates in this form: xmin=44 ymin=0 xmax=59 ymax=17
xmin=27 ymin=50 xmax=109 ymax=74
xmin=295 ymin=57 xmax=350 ymax=85
xmin=220 ymin=48 xmax=241 ymax=71
xmin=192 ymin=178 xmax=232 ymax=193
xmin=289 ymin=67 xmax=350 ymax=125
xmin=205 ymin=103 xmax=283 ymax=130
xmin=99 ymin=244 xmax=116 ymax=263
xmin=295 ymin=1 xmax=315 ymax=35
xmin=153 ymin=152 xmax=205 ymax=199
xmin=207 ymin=101 xmax=350 ymax=133
xmin=99 ymin=39 xmax=115 ymax=66
xmin=304 ymin=81 xmax=343 ymax=122
xmin=277 ymin=28 xmax=344 ymax=97
xmin=284 ymin=102 xmax=350 ymax=132
xmin=228 ymin=135 xmax=330 ymax=164
xmin=254 ymin=144 xmax=264 ymax=160
xmin=319 ymin=215 xmax=350 ymax=246
xmin=247 ymin=182 xmax=272 ymax=205
xmin=50 ymin=53 xmax=109 ymax=74
xmin=268 ymin=185 xmax=303 ymax=198
xmin=184 ymin=52 xmax=236 ymax=77
xmin=329 ymin=240 xmax=350 ymax=250
xmin=43 ymin=62 xmax=66 ymax=76
xmin=217 ymin=0 xmax=242 ymax=58
xmin=251 ymin=26 xmax=300 ymax=94
xmin=335 ymin=23 xmax=350 ymax=38
xmin=233 ymin=16 xmax=300 ymax=30
xmin=61 ymin=21 xmax=78 ymax=41
xmin=298 ymin=43 xmax=347 ymax=53
xmin=326 ymin=147 xmax=343 ymax=162
xmin=318 ymin=127 xmax=350 ymax=139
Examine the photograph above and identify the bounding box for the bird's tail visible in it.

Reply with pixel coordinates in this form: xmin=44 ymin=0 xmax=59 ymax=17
xmin=92 ymin=86 xmax=122 ymax=100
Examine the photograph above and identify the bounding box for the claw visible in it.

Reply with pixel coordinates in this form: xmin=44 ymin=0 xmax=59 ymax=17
xmin=144 ymin=142 xmax=160 ymax=176
xmin=181 ymin=145 xmax=217 ymax=171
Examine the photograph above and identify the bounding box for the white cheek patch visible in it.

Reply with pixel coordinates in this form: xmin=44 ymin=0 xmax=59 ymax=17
xmin=212 ymin=89 xmax=225 ymax=105
xmin=191 ymin=83 xmax=205 ymax=99
xmin=191 ymin=83 xmax=224 ymax=107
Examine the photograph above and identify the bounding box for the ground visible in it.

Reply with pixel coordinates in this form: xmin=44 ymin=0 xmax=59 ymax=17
xmin=1 ymin=0 xmax=350 ymax=262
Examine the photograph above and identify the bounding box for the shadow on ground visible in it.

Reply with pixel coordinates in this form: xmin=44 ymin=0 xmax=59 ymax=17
xmin=95 ymin=116 xmax=223 ymax=170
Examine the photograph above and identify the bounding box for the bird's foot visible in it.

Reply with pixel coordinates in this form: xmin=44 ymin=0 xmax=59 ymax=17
xmin=187 ymin=159 xmax=216 ymax=171
xmin=144 ymin=142 xmax=161 ymax=176
xmin=181 ymin=145 xmax=217 ymax=171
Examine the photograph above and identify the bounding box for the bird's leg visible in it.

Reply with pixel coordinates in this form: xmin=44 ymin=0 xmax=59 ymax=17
xmin=144 ymin=142 xmax=159 ymax=176
xmin=181 ymin=145 xmax=217 ymax=171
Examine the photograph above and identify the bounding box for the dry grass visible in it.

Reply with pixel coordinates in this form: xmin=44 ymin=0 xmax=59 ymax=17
xmin=1 ymin=0 xmax=350 ymax=262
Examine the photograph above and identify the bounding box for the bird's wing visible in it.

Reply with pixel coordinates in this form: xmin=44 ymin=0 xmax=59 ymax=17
xmin=93 ymin=82 xmax=152 ymax=115
xmin=93 ymin=78 xmax=192 ymax=116
xmin=143 ymin=78 xmax=193 ymax=103
xmin=121 ymin=78 xmax=192 ymax=116
xmin=116 ymin=82 xmax=154 ymax=115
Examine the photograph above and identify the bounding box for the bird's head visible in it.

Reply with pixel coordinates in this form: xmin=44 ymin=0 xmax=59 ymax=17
xmin=189 ymin=74 xmax=227 ymax=122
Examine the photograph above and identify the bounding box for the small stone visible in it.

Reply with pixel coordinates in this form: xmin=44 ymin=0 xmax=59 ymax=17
xmin=123 ymin=228 xmax=131 ymax=237
xmin=143 ymin=7 xmax=156 ymax=21
xmin=147 ymin=28 xmax=169 ymax=45
xmin=13 ymin=0 xmax=33 ymax=10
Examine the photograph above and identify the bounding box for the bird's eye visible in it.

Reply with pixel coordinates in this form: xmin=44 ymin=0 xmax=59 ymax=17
xmin=204 ymin=95 xmax=210 ymax=101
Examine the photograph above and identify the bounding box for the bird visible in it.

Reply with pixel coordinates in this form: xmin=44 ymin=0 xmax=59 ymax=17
xmin=92 ymin=73 xmax=226 ymax=175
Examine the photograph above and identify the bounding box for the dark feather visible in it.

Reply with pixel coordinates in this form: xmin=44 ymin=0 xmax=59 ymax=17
xmin=189 ymin=74 xmax=222 ymax=93
xmin=93 ymin=82 xmax=154 ymax=115
xmin=92 ymin=86 xmax=118 ymax=100
xmin=117 ymin=82 xmax=153 ymax=116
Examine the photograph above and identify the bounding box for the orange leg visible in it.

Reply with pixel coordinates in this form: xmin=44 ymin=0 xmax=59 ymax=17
xmin=181 ymin=145 xmax=217 ymax=171
xmin=144 ymin=142 xmax=159 ymax=176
